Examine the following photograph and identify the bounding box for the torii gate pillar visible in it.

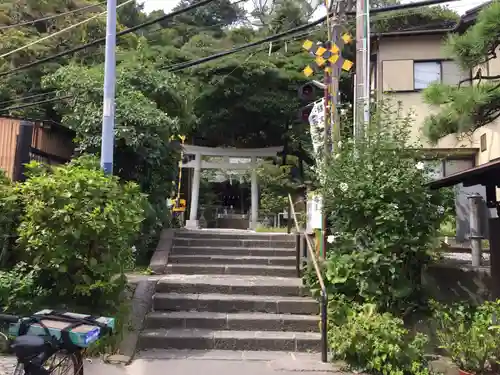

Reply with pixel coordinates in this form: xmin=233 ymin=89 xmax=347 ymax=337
xmin=185 ymin=152 xmax=202 ymax=229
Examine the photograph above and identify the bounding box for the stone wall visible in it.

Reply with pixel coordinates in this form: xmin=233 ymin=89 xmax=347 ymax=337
xmin=423 ymin=262 xmax=492 ymax=304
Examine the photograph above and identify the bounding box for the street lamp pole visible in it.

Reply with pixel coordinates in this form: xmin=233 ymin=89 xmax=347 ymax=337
xmin=100 ymin=0 xmax=117 ymax=175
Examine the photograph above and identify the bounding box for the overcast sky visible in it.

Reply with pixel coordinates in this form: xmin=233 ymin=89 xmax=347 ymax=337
xmin=140 ymin=0 xmax=487 ymax=16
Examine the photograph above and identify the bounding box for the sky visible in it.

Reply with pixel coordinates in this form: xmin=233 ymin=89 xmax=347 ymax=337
xmin=140 ymin=0 xmax=488 ymax=16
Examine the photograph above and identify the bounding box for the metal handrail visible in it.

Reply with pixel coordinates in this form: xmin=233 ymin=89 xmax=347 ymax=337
xmin=288 ymin=194 xmax=328 ymax=363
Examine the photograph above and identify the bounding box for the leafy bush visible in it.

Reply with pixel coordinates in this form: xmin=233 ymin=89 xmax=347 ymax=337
xmin=0 ymin=262 xmax=48 ymax=314
xmin=317 ymin=102 xmax=454 ymax=313
xmin=432 ymin=300 xmax=500 ymax=374
xmin=0 ymin=170 xmax=20 ymax=267
xmin=16 ymin=157 xmax=146 ymax=313
xmin=329 ymin=297 xmax=430 ymax=375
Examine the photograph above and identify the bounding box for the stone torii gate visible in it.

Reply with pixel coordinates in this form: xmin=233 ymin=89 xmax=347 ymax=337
xmin=182 ymin=145 xmax=283 ymax=230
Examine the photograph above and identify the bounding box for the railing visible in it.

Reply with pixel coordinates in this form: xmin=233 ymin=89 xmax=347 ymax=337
xmin=29 ymin=147 xmax=70 ymax=165
xmin=288 ymin=194 xmax=328 ymax=363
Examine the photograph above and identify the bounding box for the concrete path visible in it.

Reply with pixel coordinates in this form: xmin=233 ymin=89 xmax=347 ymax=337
xmin=1 ymin=350 xmax=348 ymax=375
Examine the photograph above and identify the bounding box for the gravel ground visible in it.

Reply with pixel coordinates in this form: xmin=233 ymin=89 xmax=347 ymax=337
xmin=0 ymin=355 xmax=17 ymax=375
xmin=441 ymin=251 xmax=490 ymax=267
xmin=0 ymin=351 xmax=348 ymax=375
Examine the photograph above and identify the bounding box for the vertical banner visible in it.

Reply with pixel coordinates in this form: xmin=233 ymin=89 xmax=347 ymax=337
xmin=307 ymin=191 xmax=323 ymax=233
xmin=308 ymin=100 xmax=325 ymax=157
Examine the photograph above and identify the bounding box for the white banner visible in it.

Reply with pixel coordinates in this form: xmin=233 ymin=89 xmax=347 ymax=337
xmin=308 ymin=100 xmax=325 ymax=156
xmin=306 ymin=192 xmax=323 ymax=233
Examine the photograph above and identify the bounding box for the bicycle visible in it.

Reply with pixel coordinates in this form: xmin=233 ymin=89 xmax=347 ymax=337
xmin=0 ymin=310 xmax=114 ymax=375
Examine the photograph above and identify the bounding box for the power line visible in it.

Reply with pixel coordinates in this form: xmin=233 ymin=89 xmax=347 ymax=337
xmin=0 ymin=95 xmax=72 ymax=112
xmin=166 ymin=0 xmax=460 ymax=72
xmin=0 ymin=15 xmax=446 ymax=113
xmin=0 ymin=0 xmax=218 ymax=78
xmin=0 ymin=91 xmax=58 ymax=106
xmin=0 ymin=0 xmax=461 ymax=110
xmin=0 ymin=2 xmax=106 ymax=31
xmin=0 ymin=4 xmax=453 ymax=108
xmin=0 ymin=0 xmax=134 ymax=60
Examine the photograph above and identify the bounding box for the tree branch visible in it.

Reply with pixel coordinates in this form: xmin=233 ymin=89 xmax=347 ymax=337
xmin=458 ymin=74 xmax=500 ymax=88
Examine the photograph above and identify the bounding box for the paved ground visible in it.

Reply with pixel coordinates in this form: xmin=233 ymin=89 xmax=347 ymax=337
xmin=0 ymin=350 xmax=348 ymax=375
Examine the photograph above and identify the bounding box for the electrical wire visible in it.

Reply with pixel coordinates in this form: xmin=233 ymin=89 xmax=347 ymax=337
xmin=0 ymin=0 xmax=135 ymax=60
xmin=0 ymin=2 xmax=106 ymax=31
xmin=166 ymin=0 xmax=460 ymax=72
xmin=0 ymin=95 xmax=72 ymax=112
xmin=0 ymin=7 xmax=427 ymax=112
xmin=0 ymin=4 xmax=457 ymax=109
xmin=0 ymin=0 xmax=459 ymax=78
xmin=0 ymin=0 xmax=464 ymax=110
xmin=0 ymin=0 xmax=218 ymax=78
xmin=0 ymin=91 xmax=59 ymax=106
xmin=0 ymin=53 xmax=258 ymax=113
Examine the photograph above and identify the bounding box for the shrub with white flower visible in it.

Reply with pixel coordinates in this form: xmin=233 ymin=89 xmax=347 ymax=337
xmin=314 ymin=101 xmax=454 ymax=314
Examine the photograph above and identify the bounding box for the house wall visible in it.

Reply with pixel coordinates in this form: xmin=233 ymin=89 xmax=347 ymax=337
xmin=374 ymin=34 xmax=495 ymax=241
xmin=0 ymin=117 xmax=75 ymax=180
xmin=0 ymin=118 xmax=21 ymax=179
xmin=376 ymin=36 xmax=500 ymax=168
xmin=376 ymin=34 xmax=470 ymax=148
xmin=31 ymin=122 xmax=74 ymax=160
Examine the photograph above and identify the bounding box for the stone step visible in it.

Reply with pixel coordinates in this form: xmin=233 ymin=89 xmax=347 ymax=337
xmin=168 ymin=254 xmax=297 ymax=267
xmin=144 ymin=311 xmax=319 ymax=332
xmin=153 ymin=292 xmax=318 ymax=315
xmin=172 ymin=246 xmax=295 ymax=257
xmin=176 ymin=230 xmax=295 ymax=242
xmin=156 ymin=274 xmax=309 ymax=296
xmin=174 ymin=237 xmax=295 ymax=249
xmin=166 ymin=263 xmax=297 ymax=277
xmin=138 ymin=328 xmax=321 ymax=352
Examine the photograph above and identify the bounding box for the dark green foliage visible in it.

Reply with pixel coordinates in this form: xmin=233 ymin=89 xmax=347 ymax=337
xmin=14 ymin=158 xmax=145 ymax=313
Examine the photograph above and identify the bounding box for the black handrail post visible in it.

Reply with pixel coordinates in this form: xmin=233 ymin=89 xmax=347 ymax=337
xmin=302 ymin=233 xmax=308 ymax=260
xmin=321 ymin=291 xmax=328 ymax=363
xmin=295 ymin=232 xmax=301 ymax=277
xmin=287 ymin=201 xmax=292 ymax=234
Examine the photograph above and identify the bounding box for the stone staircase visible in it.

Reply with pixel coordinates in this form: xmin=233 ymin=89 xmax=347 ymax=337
xmin=138 ymin=230 xmax=320 ymax=352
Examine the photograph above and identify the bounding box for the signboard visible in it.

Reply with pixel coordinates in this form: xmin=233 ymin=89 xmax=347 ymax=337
xmin=168 ymin=198 xmax=186 ymax=212
xmin=306 ymin=192 xmax=323 ymax=233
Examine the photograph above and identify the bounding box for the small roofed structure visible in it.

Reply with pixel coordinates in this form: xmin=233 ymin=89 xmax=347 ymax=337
xmin=429 ymin=157 xmax=500 ymax=213
xmin=428 ymin=158 xmax=500 ymax=299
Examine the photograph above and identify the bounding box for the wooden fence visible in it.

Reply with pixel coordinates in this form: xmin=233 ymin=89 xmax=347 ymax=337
xmin=0 ymin=117 xmax=75 ymax=181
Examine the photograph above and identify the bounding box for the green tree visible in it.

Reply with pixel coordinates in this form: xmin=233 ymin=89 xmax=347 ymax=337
xmin=422 ymin=1 xmax=500 ymax=142
xmin=41 ymin=44 xmax=194 ymax=257
xmin=16 ymin=157 xmax=145 ymax=312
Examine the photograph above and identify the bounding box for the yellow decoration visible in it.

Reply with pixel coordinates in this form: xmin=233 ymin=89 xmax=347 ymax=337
xmin=172 ymin=199 xmax=187 ymax=212
xmin=170 ymin=135 xmax=186 ymax=141
xmin=315 ymin=46 xmax=327 ymax=56
xmin=303 ymin=65 xmax=314 ymax=77
xmin=330 ymin=44 xmax=339 ymax=54
xmin=324 ymin=66 xmax=332 ymax=73
xmin=342 ymin=59 xmax=354 ymax=71
xmin=302 ymin=40 xmax=313 ymax=51
xmin=315 ymin=56 xmax=326 ymax=66
xmin=328 ymin=54 xmax=339 ymax=64
xmin=342 ymin=33 xmax=353 ymax=44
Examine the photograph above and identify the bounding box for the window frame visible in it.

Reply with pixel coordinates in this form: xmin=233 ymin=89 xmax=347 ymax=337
xmin=413 ymin=60 xmax=443 ymax=91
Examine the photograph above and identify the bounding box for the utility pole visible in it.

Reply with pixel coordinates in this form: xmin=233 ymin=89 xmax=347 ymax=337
xmin=355 ymin=0 xmax=369 ymax=141
xmin=329 ymin=0 xmax=353 ymax=153
xmin=100 ymin=0 xmax=117 ymax=175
